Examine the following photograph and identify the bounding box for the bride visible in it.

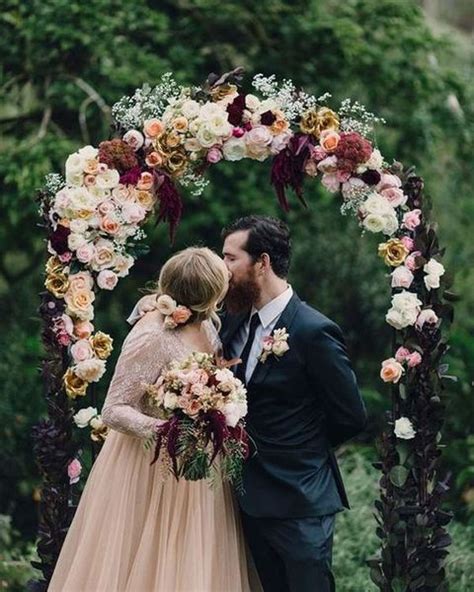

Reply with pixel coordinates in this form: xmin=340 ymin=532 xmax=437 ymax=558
xmin=48 ymin=247 xmax=259 ymax=592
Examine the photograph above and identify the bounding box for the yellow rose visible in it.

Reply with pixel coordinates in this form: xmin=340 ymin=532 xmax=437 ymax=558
xmin=299 ymin=109 xmax=319 ymax=136
xmin=45 ymin=256 xmax=64 ymax=275
xmin=378 ymin=239 xmax=409 ymax=267
xmin=90 ymin=331 xmax=113 ymax=360
xmin=65 ymin=288 xmax=95 ymax=320
xmin=63 ymin=368 xmax=88 ymax=399
xmin=300 ymin=107 xmax=340 ymax=138
xmin=45 ymin=273 xmax=69 ymax=298
xmin=156 ymin=132 xmax=182 ymax=152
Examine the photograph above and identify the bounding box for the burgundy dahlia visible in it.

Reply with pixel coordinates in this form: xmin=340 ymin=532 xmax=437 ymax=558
xmin=98 ymin=139 xmax=138 ymax=173
xmin=50 ymin=224 xmax=71 ymax=255
xmin=226 ymin=93 xmax=246 ymax=126
xmin=360 ymin=169 xmax=381 ymax=186
xmin=335 ymin=132 xmax=373 ymax=173
xmin=260 ymin=110 xmax=277 ymax=126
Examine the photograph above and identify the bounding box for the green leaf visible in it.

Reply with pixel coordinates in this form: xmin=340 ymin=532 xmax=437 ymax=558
xmin=389 ymin=465 xmax=409 ymax=487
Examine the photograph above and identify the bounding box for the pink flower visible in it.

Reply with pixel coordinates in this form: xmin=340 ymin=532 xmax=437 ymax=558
xmin=84 ymin=174 xmax=96 ymax=187
xmin=97 ymin=270 xmax=118 ymax=290
xmin=321 ymin=173 xmax=340 ymax=193
xmin=99 ymin=215 xmax=120 ymax=235
xmin=71 ymin=339 xmax=94 ymax=363
xmin=381 ymin=187 xmax=407 ymax=208
xmin=402 ymin=209 xmax=422 ymax=230
xmin=311 ymin=146 xmax=328 ymax=161
xmin=336 ymin=170 xmax=351 ymax=183
xmin=400 ymin=236 xmax=415 ymax=252
xmin=123 ymin=129 xmax=144 ymax=151
xmin=76 ymin=242 xmax=95 ymax=264
xmin=377 ymin=173 xmax=402 ymax=191
xmin=320 ymin=130 xmax=340 ymax=153
xmin=317 ymin=155 xmax=338 ymax=173
xmin=245 ymin=125 xmax=273 ymax=147
xmin=380 ymin=358 xmax=404 ymax=383
xmin=207 ymin=147 xmax=223 ymax=163
xmin=304 ymin=159 xmax=318 ymax=177
xmin=68 ymin=459 xmax=82 ymax=484
xmin=232 ymin=127 xmax=245 ymax=138
xmin=270 ymin=131 xmax=292 ymax=155
xmin=59 ymin=252 xmax=73 ymax=263
xmin=395 ymin=347 xmax=410 ymax=363
xmin=62 ymin=313 xmax=74 ymax=336
xmin=416 ymin=309 xmax=439 ymax=330
xmin=391 ymin=266 xmax=414 ymax=289
xmin=406 ymin=352 xmax=422 ymax=367
xmin=121 ymin=202 xmax=146 ymax=224
xmin=98 ymin=200 xmax=116 ymax=216
xmin=74 ymin=320 xmax=94 ymax=339
xmin=137 ymin=172 xmax=154 ymax=191
xmin=405 ymin=251 xmax=423 ymax=271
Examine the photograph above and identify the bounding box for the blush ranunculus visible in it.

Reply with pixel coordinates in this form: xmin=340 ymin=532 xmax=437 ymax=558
xmin=395 ymin=347 xmax=410 ymax=363
xmin=406 ymin=352 xmax=422 ymax=368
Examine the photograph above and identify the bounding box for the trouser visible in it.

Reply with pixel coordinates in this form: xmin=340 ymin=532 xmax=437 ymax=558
xmin=241 ymin=511 xmax=336 ymax=592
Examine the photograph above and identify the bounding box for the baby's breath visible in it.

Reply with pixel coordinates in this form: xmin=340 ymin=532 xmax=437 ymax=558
xmin=339 ymin=98 xmax=385 ymax=136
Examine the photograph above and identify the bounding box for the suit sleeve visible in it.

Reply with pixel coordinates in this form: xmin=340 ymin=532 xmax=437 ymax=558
xmin=305 ymin=320 xmax=367 ymax=447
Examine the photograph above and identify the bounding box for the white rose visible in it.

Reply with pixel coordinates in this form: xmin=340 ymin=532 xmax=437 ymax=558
xmin=73 ymin=406 xmax=98 ymax=428
xmin=90 ymin=416 xmax=105 ymax=430
xmin=198 ymin=102 xmax=224 ymax=121
xmin=67 ymin=233 xmax=87 ymax=251
xmin=122 ymin=130 xmax=144 ymax=151
xmin=74 ymin=358 xmax=106 ymax=382
xmin=223 ymin=401 xmax=248 ymax=428
xmin=222 ymin=137 xmax=247 ymax=161
xmin=257 ymin=98 xmax=278 ymax=113
xmin=69 ymin=219 xmax=89 ymax=234
xmin=364 ymin=148 xmax=383 ymax=171
xmin=215 ymin=368 xmax=235 ymax=383
xmin=415 ymin=309 xmax=439 ymax=330
xmin=66 ymin=171 xmax=84 ymax=187
xmin=77 ymin=145 xmax=98 ymax=160
xmin=382 ymin=211 xmax=399 ymax=236
xmin=394 ymin=417 xmax=416 ymax=440
xmin=196 ymin=125 xmax=219 ymax=148
xmin=114 ymin=254 xmax=134 ymax=278
xmin=96 ymin=168 xmax=120 ymax=190
xmin=184 ymin=137 xmax=202 ymax=152
xmin=156 ymin=294 xmax=177 ymax=316
xmin=270 ymin=131 xmax=293 ymax=155
xmin=385 ymin=308 xmax=405 ymax=330
xmin=181 ymin=99 xmax=201 ymax=119
xmin=361 ymin=193 xmax=393 ymax=216
xmin=97 ymin=270 xmax=119 ymax=290
xmin=164 ymin=391 xmax=179 ymax=410
xmin=423 ymin=259 xmax=445 ymax=292
xmin=391 ymin=266 xmax=414 ymax=289
xmin=206 ymin=115 xmax=232 ymax=137
xmin=363 ymin=214 xmax=386 ymax=234
xmin=424 ymin=274 xmax=440 ymax=290
xmin=65 ymin=153 xmax=84 ymax=176
xmin=245 ymin=94 xmax=261 ymax=110
xmin=272 ymin=340 xmax=290 ymax=356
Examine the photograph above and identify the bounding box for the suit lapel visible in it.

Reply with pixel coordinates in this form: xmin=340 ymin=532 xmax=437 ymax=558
xmin=248 ymin=293 xmax=301 ymax=387
xmin=220 ymin=310 xmax=248 ymax=358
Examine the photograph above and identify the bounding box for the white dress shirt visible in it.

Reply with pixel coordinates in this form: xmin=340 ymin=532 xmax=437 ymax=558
xmin=231 ymin=285 xmax=293 ymax=383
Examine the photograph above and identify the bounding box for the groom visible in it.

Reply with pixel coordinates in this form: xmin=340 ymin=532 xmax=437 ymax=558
xmin=220 ymin=215 xmax=367 ymax=592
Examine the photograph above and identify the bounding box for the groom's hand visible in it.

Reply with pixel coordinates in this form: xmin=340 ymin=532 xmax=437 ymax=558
xmin=127 ymin=294 xmax=158 ymax=325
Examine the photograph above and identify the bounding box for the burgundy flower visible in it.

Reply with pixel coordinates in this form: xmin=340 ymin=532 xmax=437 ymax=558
xmin=270 ymin=134 xmax=311 ymax=211
xmin=120 ymin=165 xmax=143 ymax=186
xmin=98 ymin=139 xmax=138 ymax=173
xmin=335 ymin=132 xmax=373 ymax=173
xmin=360 ymin=169 xmax=381 ymax=186
xmin=50 ymin=224 xmax=70 ymax=255
xmin=260 ymin=110 xmax=276 ymax=126
xmin=154 ymin=173 xmax=183 ymax=243
xmin=39 ymin=292 xmax=65 ymax=320
xmin=226 ymin=93 xmax=246 ymax=126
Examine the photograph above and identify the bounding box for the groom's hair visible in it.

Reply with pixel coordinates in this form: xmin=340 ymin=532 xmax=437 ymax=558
xmin=222 ymin=216 xmax=291 ymax=278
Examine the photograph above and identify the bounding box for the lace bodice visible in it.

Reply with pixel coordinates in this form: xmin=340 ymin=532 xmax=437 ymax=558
xmin=101 ymin=310 xmax=221 ymax=439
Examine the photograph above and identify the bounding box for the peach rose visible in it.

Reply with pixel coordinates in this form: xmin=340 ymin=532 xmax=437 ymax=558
xmin=84 ymin=174 xmax=97 ymax=187
xmin=74 ymin=320 xmax=95 ymax=339
xmin=185 ymin=398 xmax=203 ymax=417
xmin=171 ymin=306 xmax=192 ymax=325
xmin=143 ymin=118 xmax=165 ymax=138
xmin=145 ymin=151 xmax=163 ymax=168
xmin=172 ymin=117 xmax=189 ymax=133
xmin=69 ymin=271 xmax=94 ymax=293
xmin=99 ymin=215 xmax=120 ymax=235
xmin=137 ymin=172 xmax=154 ymax=191
xmin=65 ymin=288 xmax=95 ymax=320
xmin=91 ymin=239 xmax=115 ymax=271
xmin=83 ymin=158 xmax=99 ymax=175
xmin=380 ymin=358 xmax=404 ymax=383
xmin=320 ymin=130 xmax=340 ymax=153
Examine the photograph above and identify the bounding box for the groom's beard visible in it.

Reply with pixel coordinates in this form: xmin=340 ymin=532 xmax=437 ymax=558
xmin=225 ymin=275 xmax=261 ymax=315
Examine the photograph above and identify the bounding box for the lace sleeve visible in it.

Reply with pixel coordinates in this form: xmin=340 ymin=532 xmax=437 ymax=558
xmin=101 ymin=311 xmax=167 ymax=439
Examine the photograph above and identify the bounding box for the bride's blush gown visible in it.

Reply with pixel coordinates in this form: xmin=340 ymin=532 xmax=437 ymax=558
xmin=48 ymin=311 xmax=258 ymax=592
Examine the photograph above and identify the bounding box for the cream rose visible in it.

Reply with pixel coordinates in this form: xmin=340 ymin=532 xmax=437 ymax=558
xmin=156 ymin=294 xmax=177 ymax=316
xmin=222 ymin=137 xmax=246 ymax=161
xmin=73 ymin=406 xmax=98 ymax=428
xmin=394 ymin=417 xmax=416 ymax=440
xmin=74 ymin=358 xmax=106 ymax=382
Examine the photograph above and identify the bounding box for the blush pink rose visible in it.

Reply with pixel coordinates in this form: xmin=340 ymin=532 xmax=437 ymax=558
xmin=400 ymin=236 xmax=415 ymax=252
xmin=321 ymin=173 xmax=340 ymax=193
xmin=97 ymin=270 xmax=119 ymax=290
xmin=71 ymin=339 xmax=94 ymax=363
xmin=121 ymin=202 xmax=146 ymax=224
xmin=395 ymin=347 xmax=410 ymax=363
xmin=406 ymin=352 xmax=422 ymax=367
xmin=381 ymin=187 xmax=407 ymax=208
xmin=402 ymin=209 xmax=422 ymax=230
xmin=99 ymin=215 xmax=120 ymax=235
xmin=311 ymin=146 xmax=328 ymax=161
xmin=336 ymin=170 xmax=351 ymax=183
xmin=84 ymin=174 xmax=97 ymax=187
xmin=76 ymin=242 xmax=95 ymax=264
xmin=416 ymin=309 xmax=439 ymax=330
xmin=391 ymin=266 xmax=414 ymax=289
xmin=377 ymin=173 xmax=402 ymax=191
xmin=245 ymin=125 xmax=272 ymax=147
xmin=405 ymin=251 xmax=423 ymax=271
xmin=123 ymin=129 xmax=144 ymax=151
xmin=98 ymin=200 xmax=116 ymax=216
xmin=68 ymin=459 xmax=82 ymax=484
xmin=59 ymin=251 xmax=72 ymax=263
xmin=207 ymin=147 xmax=223 ymax=163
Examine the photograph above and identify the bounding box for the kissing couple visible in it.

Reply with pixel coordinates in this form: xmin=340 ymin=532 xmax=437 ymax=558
xmin=48 ymin=215 xmax=367 ymax=592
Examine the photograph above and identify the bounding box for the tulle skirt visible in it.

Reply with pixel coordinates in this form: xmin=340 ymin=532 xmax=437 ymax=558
xmin=48 ymin=429 xmax=258 ymax=591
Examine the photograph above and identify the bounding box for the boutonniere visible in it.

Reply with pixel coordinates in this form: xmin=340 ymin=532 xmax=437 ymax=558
xmin=259 ymin=328 xmax=290 ymax=363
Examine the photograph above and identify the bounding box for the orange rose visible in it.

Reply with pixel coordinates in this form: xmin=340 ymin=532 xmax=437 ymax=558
xmin=320 ymin=130 xmax=340 ymax=152
xmin=380 ymin=358 xmax=404 ymax=384
xmin=172 ymin=306 xmax=192 ymax=324
xmin=143 ymin=118 xmax=165 ymax=138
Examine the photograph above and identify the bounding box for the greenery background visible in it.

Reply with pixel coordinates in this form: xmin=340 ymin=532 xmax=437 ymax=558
xmin=0 ymin=0 xmax=472 ymax=589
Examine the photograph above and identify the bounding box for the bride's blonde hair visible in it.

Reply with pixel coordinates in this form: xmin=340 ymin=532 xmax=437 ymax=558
xmin=155 ymin=247 xmax=229 ymax=329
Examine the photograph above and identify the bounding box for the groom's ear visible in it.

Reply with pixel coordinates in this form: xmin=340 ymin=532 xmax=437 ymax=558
xmin=259 ymin=252 xmax=272 ymax=274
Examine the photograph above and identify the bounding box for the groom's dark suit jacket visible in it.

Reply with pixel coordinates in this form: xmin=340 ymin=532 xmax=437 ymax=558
xmin=220 ymin=293 xmax=367 ymax=518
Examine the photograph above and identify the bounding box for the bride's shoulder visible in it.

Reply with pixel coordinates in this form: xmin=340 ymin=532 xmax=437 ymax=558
xmin=126 ymin=309 xmax=165 ymax=344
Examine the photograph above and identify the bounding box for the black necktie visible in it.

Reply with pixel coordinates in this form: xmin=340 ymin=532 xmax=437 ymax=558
xmin=235 ymin=313 xmax=261 ymax=384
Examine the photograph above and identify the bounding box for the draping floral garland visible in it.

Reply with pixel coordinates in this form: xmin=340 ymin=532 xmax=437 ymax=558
xmin=36 ymin=68 xmax=454 ymax=589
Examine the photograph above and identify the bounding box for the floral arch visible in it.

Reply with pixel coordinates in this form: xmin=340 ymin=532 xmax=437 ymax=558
xmin=34 ymin=68 xmax=455 ymax=591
